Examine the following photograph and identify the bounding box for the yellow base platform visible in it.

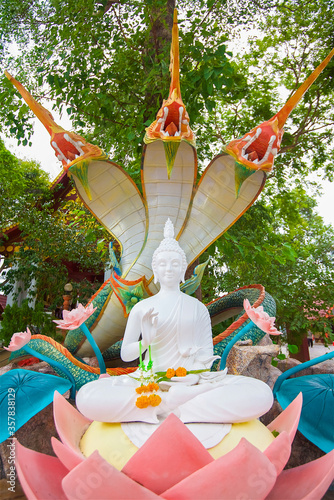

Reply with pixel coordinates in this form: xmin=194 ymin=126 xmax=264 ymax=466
xmin=80 ymin=419 xmax=275 ymax=470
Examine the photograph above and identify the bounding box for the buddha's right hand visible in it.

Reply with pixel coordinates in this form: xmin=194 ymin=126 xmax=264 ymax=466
xmin=141 ymin=307 xmax=159 ymax=348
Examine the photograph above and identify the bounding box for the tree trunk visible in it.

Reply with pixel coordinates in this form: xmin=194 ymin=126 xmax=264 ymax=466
xmin=142 ymin=0 xmax=176 ymax=123
xmin=286 ymin=325 xmax=310 ymax=363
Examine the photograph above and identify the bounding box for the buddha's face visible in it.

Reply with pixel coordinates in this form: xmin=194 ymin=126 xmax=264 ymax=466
xmin=154 ymin=251 xmax=184 ymax=287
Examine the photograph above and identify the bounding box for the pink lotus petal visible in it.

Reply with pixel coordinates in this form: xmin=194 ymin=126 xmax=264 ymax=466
xmin=267 ymin=393 xmax=302 ymax=443
xmin=15 ymin=440 xmax=68 ymax=500
xmin=53 ymin=303 xmax=96 ymax=330
xmin=3 ymin=328 xmax=31 ymax=351
xmin=122 ymin=413 xmax=213 ymax=495
xmin=53 ymin=391 xmax=91 ymax=457
xmin=268 ymin=325 xmax=281 ymax=335
xmin=62 ymin=450 xmax=160 ymax=500
xmin=264 ymin=431 xmax=291 ymax=475
xmin=161 ymin=438 xmax=277 ymax=500
xmin=51 ymin=437 xmax=84 ymax=471
xmin=257 ymin=318 xmax=270 ymax=332
xmin=266 ymin=450 xmax=334 ymax=500
xmin=243 ymin=299 xmax=281 ymax=335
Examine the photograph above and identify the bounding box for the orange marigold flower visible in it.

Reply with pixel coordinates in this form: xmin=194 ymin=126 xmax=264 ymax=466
xmin=147 ymin=382 xmax=159 ymax=392
xmin=148 ymin=394 xmax=162 ymax=407
xmin=175 ymin=367 xmax=187 ymax=377
xmin=166 ymin=368 xmax=176 ymax=379
xmin=136 ymin=386 xmax=144 ymax=394
xmin=136 ymin=396 xmax=150 ymax=408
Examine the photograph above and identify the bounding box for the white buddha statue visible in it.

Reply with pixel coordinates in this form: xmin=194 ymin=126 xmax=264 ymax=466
xmin=76 ymin=219 xmax=273 ymax=429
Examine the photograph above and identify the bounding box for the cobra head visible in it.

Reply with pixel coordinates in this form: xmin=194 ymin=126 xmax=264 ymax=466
xmin=4 ymin=71 xmax=103 ymax=170
xmin=226 ymin=47 xmax=334 ymax=173
xmin=144 ymin=9 xmax=195 ymax=178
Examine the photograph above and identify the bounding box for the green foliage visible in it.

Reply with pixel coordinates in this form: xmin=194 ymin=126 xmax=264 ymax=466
xmin=201 ymin=185 xmax=334 ymax=346
xmin=0 ymin=195 xmax=110 ymax=309
xmin=288 ymin=344 xmax=299 ymax=354
xmin=0 ymin=139 xmax=110 ymax=308
xmin=271 ymin=344 xmax=299 ymax=366
xmin=0 ymin=300 xmax=59 ymax=345
xmin=0 ymin=0 xmax=333 ymax=175
xmin=0 ymin=0 xmax=240 ymax=173
xmin=0 ymin=138 xmax=50 ymax=229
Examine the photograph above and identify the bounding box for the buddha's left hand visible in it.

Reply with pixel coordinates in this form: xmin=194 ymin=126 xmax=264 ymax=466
xmin=198 ymin=368 xmax=228 ymax=383
xmin=159 ymin=373 xmax=200 ymax=391
xmin=195 ymin=355 xmax=221 ymax=369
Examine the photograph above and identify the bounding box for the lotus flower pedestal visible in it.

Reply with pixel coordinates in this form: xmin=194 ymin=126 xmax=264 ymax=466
xmin=14 ymin=392 xmax=334 ymax=499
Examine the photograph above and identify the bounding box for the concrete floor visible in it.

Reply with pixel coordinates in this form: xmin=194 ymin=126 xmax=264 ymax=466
xmin=309 ymin=341 xmax=334 ymax=359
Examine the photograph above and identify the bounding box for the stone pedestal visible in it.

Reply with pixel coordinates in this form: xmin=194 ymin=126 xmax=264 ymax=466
xmin=226 ymin=336 xmax=281 ymax=389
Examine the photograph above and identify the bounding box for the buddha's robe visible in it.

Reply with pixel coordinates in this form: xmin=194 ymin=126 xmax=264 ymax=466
xmin=76 ymin=293 xmax=273 ymax=425
xmin=123 ymin=291 xmax=218 ymax=373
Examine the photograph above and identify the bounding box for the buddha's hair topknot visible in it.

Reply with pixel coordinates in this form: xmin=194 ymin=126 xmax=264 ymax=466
xmin=152 ymin=218 xmax=187 ymax=284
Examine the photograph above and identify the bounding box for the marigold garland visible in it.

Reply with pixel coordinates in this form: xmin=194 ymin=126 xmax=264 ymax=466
xmin=148 ymin=394 xmax=162 ymax=407
xmin=175 ymin=367 xmax=187 ymax=377
xmin=166 ymin=367 xmax=187 ymax=378
xmin=166 ymin=368 xmax=176 ymax=379
xmin=135 ymin=367 xmax=188 ymax=409
xmin=147 ymin=382 xmax=159 ymax=392
xmin=135 ymin=343 xmax=162 ymax=408
xmin=136 ymin=382 xmax=160 ymax=394
xmin=136 ymin=395 xmax=150 ymax=408
xmin=136 ymin=392 xmax=162 ymax=409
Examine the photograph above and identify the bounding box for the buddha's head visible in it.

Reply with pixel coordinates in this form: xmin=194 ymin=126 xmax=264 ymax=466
xmin=152 ymin=219 xmax=187 ymax=285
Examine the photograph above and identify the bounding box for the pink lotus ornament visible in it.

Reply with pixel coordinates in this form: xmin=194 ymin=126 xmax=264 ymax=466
xmin=244 ymin=298 xmax=281 ymax=335
xmin=4 ymin=328 xmax=31 ymax=351
xmin=54 ymin=303 xmax=106 ymax=374
xmin=13 ymin=392 xmax=334 ymax=499
xmin=220 ymin=299 xmax=282 ymax=370
xmin=53 ymin=303 xmax=96 ymax=330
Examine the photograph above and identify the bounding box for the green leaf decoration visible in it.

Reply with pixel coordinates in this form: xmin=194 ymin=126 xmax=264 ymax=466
xmin=180 ymin=258 xmax=210 ymax=296
xmin=163 ymin=141 xmax=180 ymax=178
xmin=276 ymin=374 xmax=334 ymax=453
xmin=108 ymin=242 xmax=122 ymax=276
xmin=234 ymin=162 xmax=256 ymax=198
xmin=69 ymin=159 xmax=92 ymax=200
xmin=0 ymin=369 xmax=72 ymax=443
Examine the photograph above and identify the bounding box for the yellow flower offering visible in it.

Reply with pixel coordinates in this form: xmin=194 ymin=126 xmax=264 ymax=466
xmin=136 ymin=396 xmax=150 ymax=408
xmin=175 ymin=367 xmax=187 ymax=377
xmin=147 ymin=382 xmax=159 ymax=392
xmin=148 ymin=394 xmax=162 ymax=407
xmin=166 ymin=368 xmax=176 ymax=379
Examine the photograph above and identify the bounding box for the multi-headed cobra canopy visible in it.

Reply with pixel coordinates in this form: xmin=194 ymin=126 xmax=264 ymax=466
xmin=5 ymin=12 xmax=334 ymax=180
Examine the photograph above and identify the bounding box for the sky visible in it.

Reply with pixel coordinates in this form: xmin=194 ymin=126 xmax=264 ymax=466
xmin=3 ymin=112 xmax=334 ymax=229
